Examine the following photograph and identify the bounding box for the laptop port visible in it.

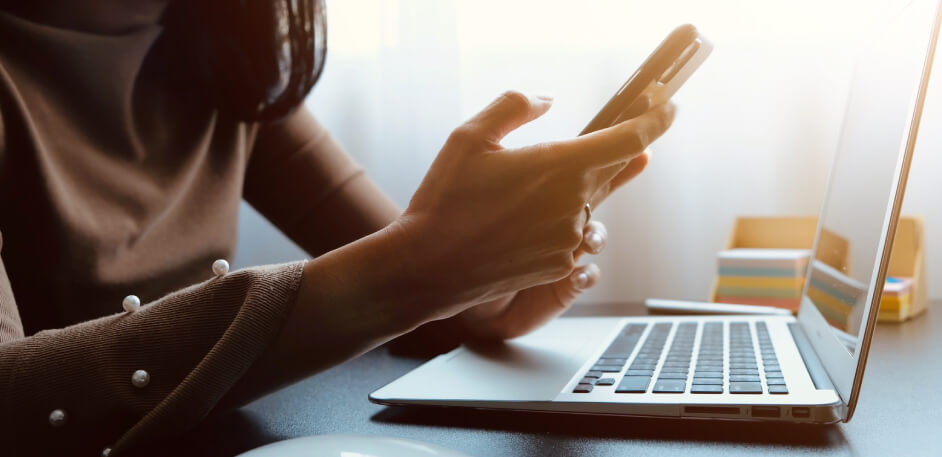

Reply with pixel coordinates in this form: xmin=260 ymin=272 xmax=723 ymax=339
xmin=792 ymin=407 xmax=811 ymax=418
xmin=751 ymin=406 xmax=780 ymax=418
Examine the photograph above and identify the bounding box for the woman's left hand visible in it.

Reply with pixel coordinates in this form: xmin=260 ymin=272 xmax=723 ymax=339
xmin=456 ymin=149 xmax=651 ymax=340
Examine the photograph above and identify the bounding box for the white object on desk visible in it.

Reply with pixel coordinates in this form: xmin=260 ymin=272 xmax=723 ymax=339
xmin=237 ymin=434 xmax=473 ymax=457
xmin=644 ymin=298 xmax=793 ymax=316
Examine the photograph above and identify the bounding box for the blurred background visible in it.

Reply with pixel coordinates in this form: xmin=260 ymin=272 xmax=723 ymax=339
xmin=234 ymin=0 xmax=942 ymax=305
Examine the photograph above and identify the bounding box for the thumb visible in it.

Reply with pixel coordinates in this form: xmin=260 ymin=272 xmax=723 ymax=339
xmin=466 ymin=90 xmax=554 ymax=144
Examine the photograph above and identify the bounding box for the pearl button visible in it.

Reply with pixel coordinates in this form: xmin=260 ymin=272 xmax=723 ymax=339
xmin=131 ymin=369 xmax=150 ymax=388
xmin=101 ymin=447 xmax=112 ymax=457
xmin=212 ymin=259 xmax=230 ymax=276
xmin=48 ymin=409 xmax=67 ymax=427
xmin=122 ymin=295 xmax=141 ymax=312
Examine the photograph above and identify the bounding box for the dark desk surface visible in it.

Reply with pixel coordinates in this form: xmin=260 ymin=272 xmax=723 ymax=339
xmin=158 ymin=302 xmax=942 ymax=456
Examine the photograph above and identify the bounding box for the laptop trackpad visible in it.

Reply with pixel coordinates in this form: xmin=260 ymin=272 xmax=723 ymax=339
xmin=372 ymin=317 xmax=624 ymax=402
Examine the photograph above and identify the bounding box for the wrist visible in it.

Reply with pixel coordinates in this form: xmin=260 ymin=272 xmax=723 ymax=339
xmin=300 ymin=216 xmax=434 ymax=337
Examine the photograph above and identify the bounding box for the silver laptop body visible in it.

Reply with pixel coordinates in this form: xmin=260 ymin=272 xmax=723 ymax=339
xmin=371 ymin=0 xmax=941 ymax=423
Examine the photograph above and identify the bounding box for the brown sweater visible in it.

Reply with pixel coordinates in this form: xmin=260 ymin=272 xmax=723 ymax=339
xmin=0 ymin=10 xmax=390 ymax=456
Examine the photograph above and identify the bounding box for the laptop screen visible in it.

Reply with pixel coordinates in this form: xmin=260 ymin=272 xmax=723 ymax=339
xmin=798 ymin=0 xmax=940 ymax=413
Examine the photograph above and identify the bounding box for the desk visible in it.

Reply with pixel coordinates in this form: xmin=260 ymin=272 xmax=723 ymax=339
xmin=149 ymin=302 xmax=942 ymax=456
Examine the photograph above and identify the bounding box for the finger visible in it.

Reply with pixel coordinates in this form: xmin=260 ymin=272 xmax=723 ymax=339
xmin=613 ymin=93 xmax=652 ymax=124
xmin=589 ymin=148 xmax=652 ymax=208
xmin=555 ymin=263 xmax=601 ymax=305
xmin=546 ymin=102 xmax=674 ymax=169
xmin=465 ymin=90 xmax=554 ymax=144
xmin=608 ymin=148 xmax=651 ymax=189
xmin=486 ymin=263 xmax=601 ymax=339
xmin=579 ymin=220 xmax=608 ymax=255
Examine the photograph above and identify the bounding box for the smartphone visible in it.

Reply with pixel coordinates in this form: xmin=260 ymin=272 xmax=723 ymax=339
xmin=579 ymin=24 xmax=713 ymax=136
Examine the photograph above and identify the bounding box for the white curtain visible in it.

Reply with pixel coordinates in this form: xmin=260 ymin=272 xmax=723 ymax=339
xmin=236 ymin=0 xmax=942 ymax=303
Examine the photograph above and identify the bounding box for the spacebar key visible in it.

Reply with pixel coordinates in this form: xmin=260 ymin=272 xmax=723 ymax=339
xmin=615 ymin=376 xmax=651 ymax=393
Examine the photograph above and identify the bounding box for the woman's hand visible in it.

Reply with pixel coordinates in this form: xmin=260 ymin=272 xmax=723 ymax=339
xmin=456 ymin=145 xmax=654 ymax=340
xmin=393 ymin=90 xmax=674 ymax=327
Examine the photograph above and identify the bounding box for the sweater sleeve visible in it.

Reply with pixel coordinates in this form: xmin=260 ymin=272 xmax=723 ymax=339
xmin=0 ymin=231 xmax=305 ymax=456
xmin=245 ymin=106 xmax=401 ymax=257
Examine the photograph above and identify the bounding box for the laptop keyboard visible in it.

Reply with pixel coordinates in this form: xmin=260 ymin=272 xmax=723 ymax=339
xmin=572 ymin=321 xmax=788 ymax=395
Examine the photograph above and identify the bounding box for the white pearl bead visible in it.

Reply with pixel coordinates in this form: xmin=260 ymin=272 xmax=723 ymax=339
xmin=212 ymin=259 xmax=230 ymax=277
xmin=48 ymin=409 xmax=67 ymax=427
xmin=131 ymin=369 xmax=151 ymax=388
xmin=101 ymin=447 xmax=112 ymax=457
xmin=122 ymin=295 xmax=141 ymax=312
xmin=575 ymin=272 xmax=590 ymax=289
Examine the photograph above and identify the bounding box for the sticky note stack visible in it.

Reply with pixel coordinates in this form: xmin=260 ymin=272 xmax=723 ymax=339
xmin=878 ymin=277 xmax=913 ymax=322
xmin=715 ymin=249 xmax=810 ymax=311
xmin=806 ymin=261 xmax=868 ymax=332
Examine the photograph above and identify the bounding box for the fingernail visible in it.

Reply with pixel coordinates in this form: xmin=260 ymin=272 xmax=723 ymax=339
xmin=585 ymin=231 xmax=606 ymax=253
xmin=573 ymin=271 xmax=591 ymax=289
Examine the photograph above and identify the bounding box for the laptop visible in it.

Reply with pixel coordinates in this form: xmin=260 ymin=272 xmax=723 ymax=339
xmin=371 ymin=0 xmax=941 ymax=423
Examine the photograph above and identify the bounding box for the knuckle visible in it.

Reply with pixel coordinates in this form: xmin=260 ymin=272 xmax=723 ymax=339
xmin=528 ymin=140 xmax=552 ymax=157
xmin=558 ymin=224 xmax=583 ymax=250
xmin=557 ymin=184 xmax=588 ymax=210
xmin=621 ymin=128 xmax=646 ymax=153
xmin=560 ymin=192 xmax=585 ymax=214
xmin=447 ymin=125 xmax=480 ymax=146
xmin=554 ymin=253 xmax=577 ymax=277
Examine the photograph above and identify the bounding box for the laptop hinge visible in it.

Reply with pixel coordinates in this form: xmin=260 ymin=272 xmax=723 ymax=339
xmin=788 ymin=323 xmax=836 ymax=391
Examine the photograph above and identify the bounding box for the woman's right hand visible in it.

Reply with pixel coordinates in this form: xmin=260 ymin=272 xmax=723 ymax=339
xmin=392 ymin=90 xmax=675 ymax=322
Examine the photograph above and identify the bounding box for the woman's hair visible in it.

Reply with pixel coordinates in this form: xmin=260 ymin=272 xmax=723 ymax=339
xmin=165 ymin=0 xmax=326 ymax=121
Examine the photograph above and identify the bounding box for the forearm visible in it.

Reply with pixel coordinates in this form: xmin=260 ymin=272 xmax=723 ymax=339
xmin=219 ymin=220 xmax=430 ymax=407
xmin=293 ymin=171 xmax=402 ymax=257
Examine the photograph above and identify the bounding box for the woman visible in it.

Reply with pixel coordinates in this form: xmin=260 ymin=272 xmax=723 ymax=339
xmin=0 ymin=0 xmax=674 ymax=455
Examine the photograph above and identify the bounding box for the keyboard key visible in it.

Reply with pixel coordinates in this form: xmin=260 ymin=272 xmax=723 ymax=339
xmin=584 ymin=371 xmax=603 ymax=379
xmin=692 ymin=377 xmax=723 ymax=385
xmin=691 ymin=385 xmax=723 ymax=394
xmin=653 ymin=379 xmax=686 ymax=393
xmin=598 ymin=358 xmax=627 ymax=365
xmin=730 ymin=375 xmax=761 ymax=382
xmin=573 ymin=383 xmax=594 ymax=393
xmin=591 ymin=364 xmax=623 ymax=372
xmin=631 ymin=359 xmax=660 ymax=366
xmin=766 ymin=377 xmax=786 ymax=385
xmin=693 ymin=371 xmax=723 ymax=378
xmin=626 ymin=369 xmax=654 ymax=376
xmin=769 ymin=385 xmax=789 ymax=394
xmin=657 ymin=372 xmax=688 ymax=380
xmin=764 ymin=370 xmax=783 ymax=378
xmin=729 ymin=382 xmax=763 ymax=394
xmin=616 ymin=376 xmax=651 ymax=393
xmin=579 ymin=377 xmax=597 ymax=385
xmin=695 ymin=354 xmax=719 ymax=361
xmin=595 ymin=377 xmax=616 ymax=386
xmin=636 ymin=352 xmax=662 ymax=358
xmin=659 ymin=369 xmax=689 ymax=375
xmin=729 ymin=369 xmax=759 ymax=376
